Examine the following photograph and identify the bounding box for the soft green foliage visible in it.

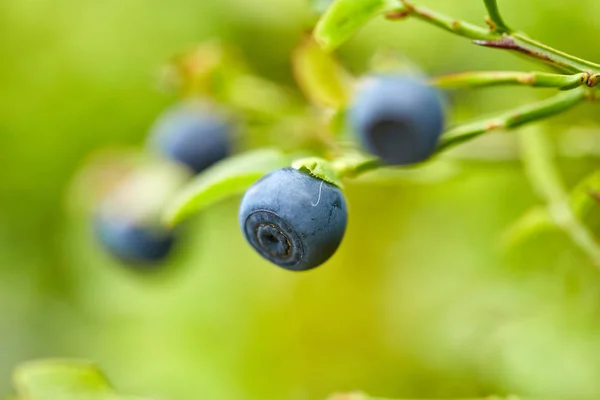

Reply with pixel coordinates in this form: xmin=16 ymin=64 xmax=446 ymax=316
xmin=4 ymin=0 xmax=600 ymax=400
xmin=12 ymin=360 xmax=153 ymax=400
xmin=570 ymin=170 xmax=600 ymax=221
xmin=292 ymin=36 xmax=354 ymax=108
xmin=503 ymin=126 xmax=600 ymax=263
xmin=163 ymin=149 xmax=291 ymax=226
xmin=314 ymin=0 xmax=400 ymax=51
xmin=13 ymin=360 xmax=114 ymax=399
xmin=502 ymin=206 xmax=555 ymax=247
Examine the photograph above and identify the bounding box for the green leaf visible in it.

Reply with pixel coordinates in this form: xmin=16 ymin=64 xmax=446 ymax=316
xmin=501 ymin=206 xmax=557 ymax=249
xmin=292 ymin=157 xmax=344 ymax=188
xmin=13 ymin=359 xmax=114 ymax=400
xmin=570 ymin=170 xmax=600 ymax=219
xmin=314 ymin=0 xmax=400 ymax=51
xmin=292 ymin=35 xmax=354 ymax=108
xmin=568 ymin=170 xmax=600 ymax=238
xmin=163 ymin=149 xmax=292 ymax=226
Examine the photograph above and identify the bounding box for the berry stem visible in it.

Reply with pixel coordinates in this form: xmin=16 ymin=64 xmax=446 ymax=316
xmin=436 ymin=87 xmax=587 ymax=152
xmin=431 ymin=71 xmax=588 ymax=89
xmin=388 ymin=1 xmax=600 ymax=75
xmin=518 ymin=126 xmax=600 ymax=266
xmin=482 ymin=0 xmax=512 ymax=33
xmin=331 ymin=153 xmax=381 ymax=178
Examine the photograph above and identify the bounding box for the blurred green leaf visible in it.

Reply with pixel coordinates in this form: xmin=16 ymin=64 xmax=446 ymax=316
xmin=292 ymin=35 xmax=354 ymax=108
xmin=292 ymin=156 xmax=344 ymax=187
xmin=501 ymin=206 xmax=556 ymax=248
xmin=222 ymin=74 xmax=300 ymax=121
xmin=308 ymin=0 xmax=336 ymax=15
xmin=504 ymin=128 xmax=600 ymax=260
xmin=570 ymin=170 xmax=600 ymax=220
xmin=503 ymin=171 xmax=600 ymax=250
xmin=13 ymin=359 xmax=114 ymax=400
xmin=325 ymin=392 xmax=368 ymax=400
xmin=163 ymin=149 xmax=292 ymax=226
xmin=314 ymin=0 xmax=400 ymax=51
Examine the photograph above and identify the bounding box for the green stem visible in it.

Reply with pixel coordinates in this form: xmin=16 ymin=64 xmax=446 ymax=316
xmin=392 ymin=0 xmax=497 ymax=40
xmin=331 ymin=153 xmax=381 ymax=178
xmin=390 ymin=1 xmax=600 ymax=74
xmin=431 ymin=70 xmax=587 ymax=89
xmin=437 ymin=87 xmax=587 ymax=152
xmin=475 ymin=34 xmax=600 ymax=74
xmin=519 ymin=126 xmax=600 ymax=266
xmin=334 ymin=89 xmax=587 ymax=179
xmin=482 ymin=0 xmax=512 ymax=32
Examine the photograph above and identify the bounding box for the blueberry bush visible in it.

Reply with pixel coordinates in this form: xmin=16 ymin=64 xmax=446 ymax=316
xmin=4 ymin=0 xmax=600 ymax=399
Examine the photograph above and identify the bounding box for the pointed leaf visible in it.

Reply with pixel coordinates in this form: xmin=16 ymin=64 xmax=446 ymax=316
xmin=292 ymin=157 xmax=344 ymax=188
xmin=163 ymin=149 xmax=292 ymax=226
xmin=292 ymin=35 xmax=354 ymax=108
xmin=314 ymin=0 xmax=400 ymax=51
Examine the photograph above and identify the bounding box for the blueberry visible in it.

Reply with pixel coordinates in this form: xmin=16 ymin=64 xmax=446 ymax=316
xmin=348 ymin=75 xmax=445 ymax=165
xmin=94 ymin=213 xmax=175 ymax=266
xmin=149 ymin=101 xmax=232 ymax=174
xmin=91 ymin=161 xmax=189 ymax=267
xmin=239 ymin=167 xmax=348 ymax=271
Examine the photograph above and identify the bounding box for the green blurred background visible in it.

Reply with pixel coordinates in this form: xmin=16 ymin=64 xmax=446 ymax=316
xmin=3 ymin=0 xmax=600 ymax=399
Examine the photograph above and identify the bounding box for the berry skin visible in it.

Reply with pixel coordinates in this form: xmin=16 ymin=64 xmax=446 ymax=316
xmin=94 ymin=213 xmax=175 ymax=266
xmin=239 ymin=167 xmax=348 ymax=271
xmin=149 ymin=101 xmax=232 ymax=174
xmin=91 ymin=161 xmax=189 ymax=268
xmin=348 ymin=75 xmax=445 ymax=165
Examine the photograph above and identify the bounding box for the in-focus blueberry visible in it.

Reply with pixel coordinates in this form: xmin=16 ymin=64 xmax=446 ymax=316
xmin=94 ymin=212 xmax=175 ymax=266
xmin=348 ymin=75 xmax=445 ymax=165
xmin=239 ymin=167 xmax=348 ymax=271
xmin=149 ymin=101 xmax=233 ymax=174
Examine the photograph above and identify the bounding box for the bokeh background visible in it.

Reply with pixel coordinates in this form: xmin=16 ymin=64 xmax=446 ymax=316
xmin=3 ymin=0 xmax=600 ymax=399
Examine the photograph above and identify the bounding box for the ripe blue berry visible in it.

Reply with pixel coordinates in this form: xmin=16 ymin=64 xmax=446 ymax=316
xmin=94 ymin=213 xmax=175 ymax=265
xmin=239 ymin=167 xmax=348 ymax=271
xmin=348 ymin=75 xmax=445 ymax=165
xmin=91 ymin=161 xmax=189 ymax=267
xmin=149 ymin=101 xmax=232 ymax=174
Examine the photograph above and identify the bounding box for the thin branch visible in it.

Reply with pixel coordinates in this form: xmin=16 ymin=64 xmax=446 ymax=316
xmin=431 ymin=71 xmax=588 ymax=89
xmin=437 ymin=87 xmax=587 ymax=152
xmin=482 ymin=0 xmax=512 ymax=33
xmin=474 ymin=34 xmax=600 ymax=74
xmin=387 ymin=1 xmax=600 ymax=74
xmin=387 ymin=0 xmax=497 ymax=41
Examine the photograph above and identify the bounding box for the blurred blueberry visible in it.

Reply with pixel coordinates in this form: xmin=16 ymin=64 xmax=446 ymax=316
xmin=239 ymin=167 xmax=347 ymax=271
xmin=94 ymin=212 xmax=175 ymax=266
xmin=149 ymin=101 xmax=233 ymax=174
xmin=348 ymin=75 xmax=445 ymax=165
